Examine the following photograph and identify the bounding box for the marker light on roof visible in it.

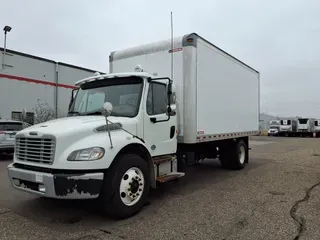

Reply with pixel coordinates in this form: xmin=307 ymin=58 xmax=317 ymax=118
xmin=134 ymin=65 xmax=143 ymax=72
xmin=93 ymin=72 xmax=100 ymax=76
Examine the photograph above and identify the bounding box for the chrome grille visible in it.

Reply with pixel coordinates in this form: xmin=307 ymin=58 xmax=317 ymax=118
xmin=15 ymin=137 xmax=55 ymax=164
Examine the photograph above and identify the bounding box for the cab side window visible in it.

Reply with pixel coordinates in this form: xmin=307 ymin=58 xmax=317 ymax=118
xmin=146 ymin=82 xmax=167 ymax=115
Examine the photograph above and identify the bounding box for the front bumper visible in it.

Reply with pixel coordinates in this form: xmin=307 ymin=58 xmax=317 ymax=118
xmin=268 ymin=132 xmax=278 ymax=135
xmin=7 ymin=163 xmax=104 ymax=199
xmin=298 ymin=129 xmax=308 ymax=132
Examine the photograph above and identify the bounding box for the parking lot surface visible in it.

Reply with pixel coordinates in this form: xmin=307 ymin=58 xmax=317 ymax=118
xmin=1 ymin=136 xmax=320 ymax=240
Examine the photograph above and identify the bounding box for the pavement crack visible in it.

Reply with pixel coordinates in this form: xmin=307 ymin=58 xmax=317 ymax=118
xmin=98 ymin=229 xmax=112 ymax=234
xmin=290 ymin=181 xmax=320 ymax=240
xmin=97 ymin=229 xmax=127 ymax=239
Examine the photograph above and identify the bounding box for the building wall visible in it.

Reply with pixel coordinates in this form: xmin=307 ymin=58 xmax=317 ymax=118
xmin=0 ymin=48 xmax=104 ymax=121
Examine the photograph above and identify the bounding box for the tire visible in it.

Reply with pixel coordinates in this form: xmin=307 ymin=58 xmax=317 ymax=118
xmin=177 ymin=154 xmax=187 ymax=172
xmin=99 ymin=154 xmax=150 ymax=219
xmin=220 ymin=140 xmax=248 ymax=170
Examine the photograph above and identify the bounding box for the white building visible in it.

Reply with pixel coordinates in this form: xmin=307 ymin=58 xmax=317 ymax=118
xmin=0 ymin=47 xmax=104 ymax=123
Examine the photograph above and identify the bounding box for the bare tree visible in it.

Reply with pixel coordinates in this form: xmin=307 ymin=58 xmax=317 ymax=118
xmin=33 ymin=99 xmax=64 ymax=124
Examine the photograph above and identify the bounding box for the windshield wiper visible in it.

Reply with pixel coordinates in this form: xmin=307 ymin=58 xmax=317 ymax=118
xmin=67 ymin=111 xmax=80 ymax=116
xmin=83 ymin=111 xmax=102 ymax=116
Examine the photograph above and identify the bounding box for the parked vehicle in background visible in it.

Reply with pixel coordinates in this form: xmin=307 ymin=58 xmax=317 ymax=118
xmin=268 ymin=126 xmax=279 ymax=136
xmin=314 ymin=120 xmax=320 ymax=137
xmin=269 ymin=120 xmax=280 ymax=127
xmin=7 ymin=33 xmax=260 ymax=219
xmin=0 ymin=119 xmax=30 ymax=154
xmin=279 ymin=119 xmax=298 ymax=136
xmin=297 ymin=118 xmax=315 ymax=137
xmin=268 ymin=120 xmax=280 ymax=136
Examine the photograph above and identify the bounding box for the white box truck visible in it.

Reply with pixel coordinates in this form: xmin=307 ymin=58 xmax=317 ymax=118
xmin=268 ymin=120 xmax=280 ymax=136
xmin=314 ymin=120 xmax=320 ymax=137
xmin=297 ymin=118 xmax=315 ymax=136
xmin=7 ymin=33 xmax=260 ymax=219
xmin=279 ymin=119 xmax=298 ymax=136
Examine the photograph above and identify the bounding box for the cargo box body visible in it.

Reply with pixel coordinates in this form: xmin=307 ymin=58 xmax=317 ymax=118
xmin=297 ymin=118 xmax=315 ymax=133
xmin=280 ymin=119 xmax=298 ymax=132
xmin=315 ymin=120 xmax=320 ymax=132
xmin=109 ymin=33 xmax=260 ymax=144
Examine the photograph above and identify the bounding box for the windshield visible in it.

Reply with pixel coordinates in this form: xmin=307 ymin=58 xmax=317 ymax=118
xmin=270 ymin=126 xmax=278 ymax=129
xmin=71 ymin=76 xmax=143 ymax=117
xmin=298 ymin=118 xmax=308 ymax=124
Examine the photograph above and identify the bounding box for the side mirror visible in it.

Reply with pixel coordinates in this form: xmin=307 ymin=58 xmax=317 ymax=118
xmin=170 ymin=83 xmax=176 ymax=104
xmin=101 ymin=102 xmax=113 ymax=118
xmin=72 ymin=88 xmax=78 ymax=98
xmin=167 ymin=104 xmax=176 ymax=116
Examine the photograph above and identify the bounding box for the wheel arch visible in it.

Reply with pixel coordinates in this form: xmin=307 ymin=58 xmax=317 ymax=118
xmin=111 ymin=143 xmax=156 ymax=188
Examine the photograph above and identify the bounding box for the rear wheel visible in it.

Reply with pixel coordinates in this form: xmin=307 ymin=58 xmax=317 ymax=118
xmin=99 ymin=154 xmax=150 ymax=219
xmin=220 ymin=139 xmax=248 ymax=170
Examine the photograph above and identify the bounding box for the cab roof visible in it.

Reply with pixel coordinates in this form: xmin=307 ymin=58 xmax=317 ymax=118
xmin=75 ymin=72 xmax=153 ymax=87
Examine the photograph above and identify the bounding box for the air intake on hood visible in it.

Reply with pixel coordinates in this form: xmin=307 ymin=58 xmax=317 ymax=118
xmin=95 ymin=122 xmax=122 ymax=132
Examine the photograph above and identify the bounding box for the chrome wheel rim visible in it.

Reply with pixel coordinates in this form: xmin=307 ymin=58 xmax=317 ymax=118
xmin=119 ymin=167 xmax=145 ymax=206
xmin=239 ymin=145 xmax=246 ymax=164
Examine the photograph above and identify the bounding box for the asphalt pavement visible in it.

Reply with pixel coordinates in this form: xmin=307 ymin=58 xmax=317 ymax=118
xmin=1 ymin=136 xmax=320 ymax=240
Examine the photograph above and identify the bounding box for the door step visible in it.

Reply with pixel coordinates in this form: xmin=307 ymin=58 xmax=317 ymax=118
xmin=153 ymin=155 xmax=175 ymax=165
xmin=156 ymin=172 xmax=185 ymax=183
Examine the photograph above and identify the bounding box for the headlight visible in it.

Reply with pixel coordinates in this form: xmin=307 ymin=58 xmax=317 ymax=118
xmin=67 ymin=147 xmax=105 ymax=161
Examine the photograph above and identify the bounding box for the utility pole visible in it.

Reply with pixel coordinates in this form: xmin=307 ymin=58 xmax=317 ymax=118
xmin=2 ymin=25 xmax=12 ymax=69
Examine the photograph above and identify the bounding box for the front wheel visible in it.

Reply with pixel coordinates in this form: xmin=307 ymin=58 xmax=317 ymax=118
xmin=99 ymin=154 xmax=150 ymax=219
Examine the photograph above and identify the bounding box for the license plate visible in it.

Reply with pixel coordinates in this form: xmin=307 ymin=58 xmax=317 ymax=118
xmin=35 ymin=174 xmax=43 ymax=183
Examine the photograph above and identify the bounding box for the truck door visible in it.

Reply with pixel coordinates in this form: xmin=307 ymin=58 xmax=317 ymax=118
xmin=143 ymin=81 xmax=177 ymax=157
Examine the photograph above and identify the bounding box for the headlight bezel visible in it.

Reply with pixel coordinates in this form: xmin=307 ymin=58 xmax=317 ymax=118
xmin=67 ymin=147 xmax=105 ymax=161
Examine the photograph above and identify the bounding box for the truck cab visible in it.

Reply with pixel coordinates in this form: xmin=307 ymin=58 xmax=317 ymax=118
xmin=8 ymin=71 xmax=180 ymax=219
xmin=267 ymin=126 xmax=279 ymax=136
xmin=267 ymin=120 xmax=280 ymax=136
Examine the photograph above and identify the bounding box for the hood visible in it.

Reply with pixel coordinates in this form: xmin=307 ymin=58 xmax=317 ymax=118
xmin=17 ymin=116 xmax=138 ymax=138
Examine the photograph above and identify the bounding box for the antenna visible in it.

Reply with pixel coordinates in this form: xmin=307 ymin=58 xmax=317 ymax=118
xmin=170 ymin=11 xmax=174 ymax=81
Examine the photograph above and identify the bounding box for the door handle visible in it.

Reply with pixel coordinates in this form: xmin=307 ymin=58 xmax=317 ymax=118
xmin=170 ymin=126 xmax=175 ymax=139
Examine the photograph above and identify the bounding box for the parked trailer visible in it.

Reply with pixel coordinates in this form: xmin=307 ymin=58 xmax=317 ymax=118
xmin=297 ymin=118 xmax=315 ymax=137
xmin=7 ymin=33 xmax=260 ymax=219
xmin=279 ymin=119 xmax=298 ymax=136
